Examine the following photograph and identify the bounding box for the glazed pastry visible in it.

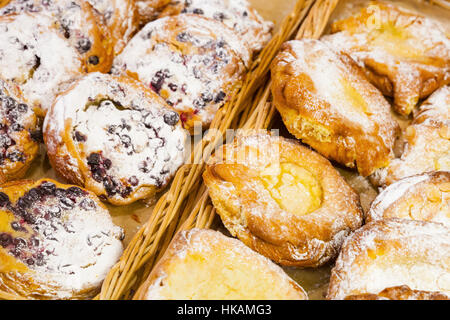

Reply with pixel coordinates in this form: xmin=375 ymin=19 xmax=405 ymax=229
xmin=0 ymin=13 xmax=86 ymax=116
xmin=113 ymin=14 xmax=250 ymax=131
xmin=327 ymin=219 xmax=450 ymax=300
xmin=372 ymin=86 xmax=449 ymax=186
xmin=0 ymin=179 xmax=124 ymax=299
xmin=44 ymin=72 xmax=188 ymax=206
xmin=158 ymin=0 xmax=273 ymax=53
xmin=271 ymin=39 xmax=400 ymax=177
xmin=135 ymin=0 xmax=170 ymax=24
xmin=367 ymin=172 xmax=449 ymax=226
xmin=203 ymin=131 xmax=363 ymax=267
xmin=345 ymin=286 xmax=449 ymax=300
xmin=0 ymin=79 xmax=40 ymax=181
xmin=134 ymin=229 xmax=308 ymax=300
xmin=322 ymin=2 xmax=450 ymax=116
xmin=0 ymin=0 xmax=114 ymax=72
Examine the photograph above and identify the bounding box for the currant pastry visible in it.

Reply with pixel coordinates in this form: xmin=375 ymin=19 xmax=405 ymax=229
xmin=271 ymin=39 xmax=400 ymax=177
xmin=158 ymin=0 xmax=274 ymax=53
xmin=112 ymin=14 xmax=251 ymax=131
xmin=327 ymin=219 xmax=450 ymax=300
xmin=0 ymin=12 xmax=86 ymax=116
xmin=203 ymin=131 xmax=363 ymax=267
xmin=44 ymin=72 xmax=188 ymax=206
xmin=0 ymin=0 xmax=114 ymax=72
xmin=372 ymin=85 xmax=449 ymax=187
xmin=134 ymin=229 xmax=308 ymax=300
xmin=322 ymin=2 xmax=450 ymax=116
xmin=0 ymin=79 xmax=40 ymax=181
xmin=0 ymin=179 xmax=124 ymax=299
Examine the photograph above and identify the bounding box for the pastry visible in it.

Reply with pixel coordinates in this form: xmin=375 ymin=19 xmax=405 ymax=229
xmin=372 ymin=86 xmax=449 ymax=187
xmin=134 ymin=229 xmax=308 ymax=300
xmin=367 ymin=171 xmax=449 ymax=226
xmin=112 ymin=14 xmax=250 ymax=131
xmin=158 ymin=0 xmax=273 ymax=53
xmin=0 ymin=12 xmax=86 ymax=116
xmin=322 ymin=2 xmax=450 ymax=116
xmin=345 ymin=285 xmax=449 ymax=300
xmin=0 ymin=178 xmax=124 ymax=299
xmin=327 ymin=219 xmax=450 ymax=300
xmin=0 ymin=0 xmax=114 ymax=72
xmin=203 ymin=131 xmax=363 ymax=267
xmin=271 ymin=39 xmax=400 ymax=177
xmin=135 ymin=0 xmax=170 ymax=25
xmin=44 ymin=72 xmax=188 ymax=206
xmin=0 ymin=79 xmax=40 ymax=181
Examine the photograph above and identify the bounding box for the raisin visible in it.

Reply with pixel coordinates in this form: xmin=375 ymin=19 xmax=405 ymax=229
xmin=176 ymin=32 xmax=190 ymax=42
xmin=103 ymin=158 xmax=112 ymax=170
xmin=77 ymin=38 xmax=92 ymax=54
xmin=3 ymin=96 xmax=16 ymax=110
xmin=88 ymin=55 xmax=99 ymax=65
xmin=214 ymin=91 xmax=226 ymax=103
xmin=163 ymin=111 xmax=180 ymax=126
xmin=128 ymin=176 xmax=139 ymax=186
xmin=79 ymin=198 xmax=95 ymax=210
xmin=73 ymin=131 xmax=87 ymax=142
xmin=67 ymin=186 xmax=85 ymax=197
xmin=39 ymin=181 xmax=56 ymax=195
xmin=11 ymin=221 xmax=22 ymax=231
xmin=87 ymin=153 xmax=101 ymax=166
xmin=168 ymin=83 xmax=178 ymax=92
xmin=60 ymin=197 xmax=75 ymax=210
xmin=0 ymin=233 xmax=12 ymax=247
xmin=0 ymin=192 xmax=10 ymax=206
xmin=47 ymin=206 xmax=61 ymax=218
xmin=193 ymin=8 xmax=204 ymax=14
xmin=17 ymin=103 xmax=28 ymax=113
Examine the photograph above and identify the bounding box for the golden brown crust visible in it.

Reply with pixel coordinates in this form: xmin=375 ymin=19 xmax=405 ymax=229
xmin=203 ymin=131 xmax=363 ymax=267
xmin=345 ymin=285 xmax=449 ymax=300
xmin=136 ymin=0 xmax=170 ymax=25
xmin=271 ymin=39 xmax=400 ymax=177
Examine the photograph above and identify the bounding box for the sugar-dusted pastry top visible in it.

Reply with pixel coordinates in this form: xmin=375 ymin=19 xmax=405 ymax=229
xmin=44 ymin=72 xmax=188 ymax=206
xmin=0 ymin=0 xmax=113 ymax=72
xmin=367 ymin=171 xmax=449 ymax=226
xmin=372 ymin=85 xmax=449 ymax=187
xmin=112 ymin=14 xmax=250 ymax=131
xmin=271 ymin=39 xmax=399 ymax=177
xmin=135 ymin=0 xmax=170 ymax=24
xmin=159 ymin=0 xmax=273 ymax=53
xmin=322 ymin=1 xmax=450 ymax=116
xmin=135 ymin=229 xmax=308 ymax=300
xmin=0 ymin=179 xmax=124 ymax=299
xmin=327 ymin=219 xmax=450 ymax=300
xmin=204 ymin=131 xmax=363 ymax=267
xmin=0 ymin=79 xmax=40 ymax=181
xmin=345 ymin=285 xmax=449 ymax=300
xmin=0 ymin=12 xmax=86 ymax=116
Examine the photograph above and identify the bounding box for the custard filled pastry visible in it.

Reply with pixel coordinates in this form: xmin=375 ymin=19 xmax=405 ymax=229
xmin=44 ymin=72 xmax=187 ymax=206
xmin=271 ymin=39 xmax=399 ymax=177
xmin=0 ymin=13 xmax=86 ymax=116
xmin=367 ymin=171 xmax=449 ymax=226
xmin=113 ymin=14 xmax=250 ymax=131
xmin=327 ymin=219 xmax=450 ymax=300
xmin=134 ymin=229 xmax=307 ymax=300
xmin=158 ymin=0 xmax=274 ymax=53
xmin=203 ymin=131 xmax=363 ymax=267
xmin=0 ymin=0 xmax=113 ymax=72
xmin=0 ymin=179 xmax=124 ymax=299
xmin=322 ymin=2 xmax=450 ymax=116
xmin=372 ymin=86 xmax=449 ymax=187
xmin=0 ymin=79 xmax=40 ymax=181
xmin=345 ymin=286 xmax=449 ymax=300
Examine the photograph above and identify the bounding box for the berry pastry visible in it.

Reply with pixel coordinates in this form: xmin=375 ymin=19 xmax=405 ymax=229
xmin=203 ymin=131 xmax=363 ymax=267
xmin=0 ymin=12 xmax=86 ymax=116
xmin=44 ymin=72 xmax=188 ymax=206
xmin=112 ymin=14 xmax=251 ymax=131
xmin=134 ymin=229 xmax=308 ymax=300
xmin=322 ymin=2 xmax=450 ymax=116
xmin=0 ymin=79 xmax=40 ymax=181
xmin=0 ymin=179 xmax=124 ymax=299
xmin=271 ymin=39 xmax=400 ymax=177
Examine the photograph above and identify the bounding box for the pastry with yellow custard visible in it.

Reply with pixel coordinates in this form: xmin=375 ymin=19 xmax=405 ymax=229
xmin=271 ymin=39 xmax=399 ymax=177
xmin=0 ymin=179 xmax=123 ymax=299
xmin=327 ymin=219 xmax=450 ymax=300
xmin=203 ymin=131 xmax=363 ymax=267
xmin=134 ymin=228 xmax=308 ymax=300
xmin=322 ymin=2 xmax=450 ymax=116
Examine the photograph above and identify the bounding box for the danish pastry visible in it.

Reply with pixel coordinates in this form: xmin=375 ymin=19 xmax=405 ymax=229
xmin=271 ymin=39 xmax=400 ymax=177
xmin=345 ymin=286 xmax=449 ymax=300
xmin=0 ymin=178 xmax=124 ymax=299
xmin=44 ymin=72 xmax=188 ymax=206
xmin=367 ymin=171 xmax=449 ymax=226
xmin=203 ymin=131 xmax=363 ymax=267
xmin=322 ymin=2 xmax=450 ymax=116
xmin=372 ymin=85 xmax=449 ymax=187
xmin=158 ymin=0 xmax=273 ymax=53
xmin=0 ymin=12 xmax=86 ymax=116
xmin=0 ymin=79 xmax=40 ymax=181
xmin=112 ymin=14 xmax=250 ymax=131
xmin=134 ymin=229 xmax=308 ymax=300
xmin=327 ymin=219 xmax=450 ymax=300
xmin=0 ymin=0 xmax=113 ymax=72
